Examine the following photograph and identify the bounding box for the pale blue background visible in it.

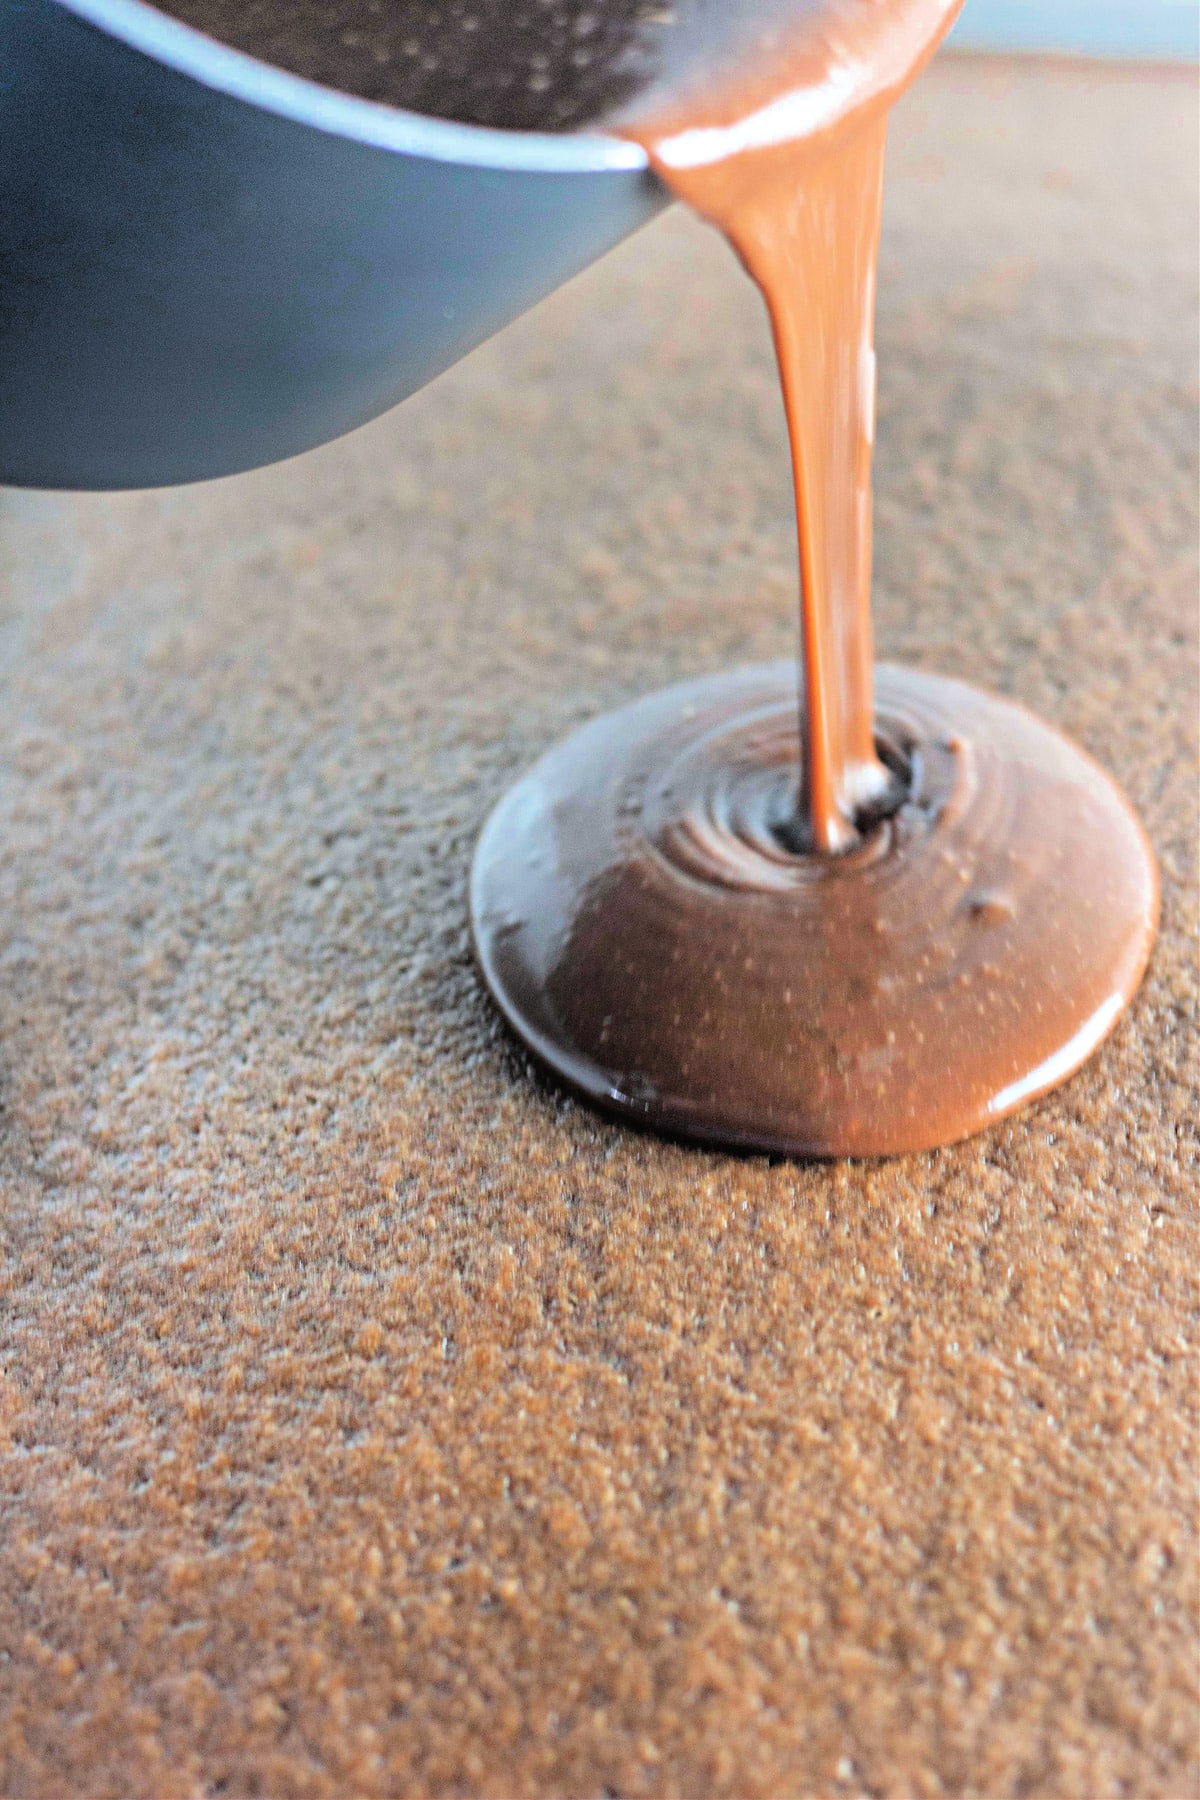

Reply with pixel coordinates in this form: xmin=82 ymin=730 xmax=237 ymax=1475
xmin=952 ymin=0 xmax=1198 ymax=61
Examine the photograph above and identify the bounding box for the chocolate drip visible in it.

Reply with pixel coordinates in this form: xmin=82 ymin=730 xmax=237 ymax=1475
xmin=472 ymin=0 xmax=1159 ymax=1153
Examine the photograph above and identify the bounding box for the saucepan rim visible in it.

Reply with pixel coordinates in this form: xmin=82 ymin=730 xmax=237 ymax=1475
xmin=52 ymin=0 xmax=652 ymax=175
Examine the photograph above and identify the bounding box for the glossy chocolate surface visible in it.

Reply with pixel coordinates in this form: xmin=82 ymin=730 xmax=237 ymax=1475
xmin=475 ymin=0 xmax=1158 ymax=1154
xmin=472 ymin=664 xmax=1159 ymax=1156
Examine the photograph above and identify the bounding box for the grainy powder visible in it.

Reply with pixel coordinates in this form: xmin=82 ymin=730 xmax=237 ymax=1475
xmin=0 ymin=57 xmax=1196 ymax=1800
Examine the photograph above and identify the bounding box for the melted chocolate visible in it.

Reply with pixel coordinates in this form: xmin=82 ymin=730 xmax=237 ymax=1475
xmin=147 ymin=0 xmax=679 ymax=132
xmin=471 ymin=0 xmax=1159 ymax=1154
xmin=621 ymin=0 xmax=969 ymax=851
xmin=472 ymin=665 xmax=1158 ymax=1156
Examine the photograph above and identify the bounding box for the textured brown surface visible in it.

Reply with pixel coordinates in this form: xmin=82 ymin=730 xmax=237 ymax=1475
xmin=0 ymin=55 xmax=1196 ymax=1800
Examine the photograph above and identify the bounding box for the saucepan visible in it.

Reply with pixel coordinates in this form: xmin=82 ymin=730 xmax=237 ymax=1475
xmin=0 ymin=0 xmax=667 ymax=488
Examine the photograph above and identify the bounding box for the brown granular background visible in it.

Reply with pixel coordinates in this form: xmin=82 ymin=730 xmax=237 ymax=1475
xmin=0 ymin=56 xmax=1196 ymax=1800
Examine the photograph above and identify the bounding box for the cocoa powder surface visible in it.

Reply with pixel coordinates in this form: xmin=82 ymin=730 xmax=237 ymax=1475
xmin=0 ymin=57 xmax=1196 ymax=1800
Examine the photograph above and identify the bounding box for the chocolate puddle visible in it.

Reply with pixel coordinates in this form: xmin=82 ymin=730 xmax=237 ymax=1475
xmin=473 ymin=1 xmax=1161 ymax=1154
xmin=472 ymin=665 xmax=1158 ymax=1155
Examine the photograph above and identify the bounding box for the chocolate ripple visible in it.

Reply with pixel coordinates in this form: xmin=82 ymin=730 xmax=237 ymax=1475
xmin=471 ymin=663 xmax=1158 ymax=1156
